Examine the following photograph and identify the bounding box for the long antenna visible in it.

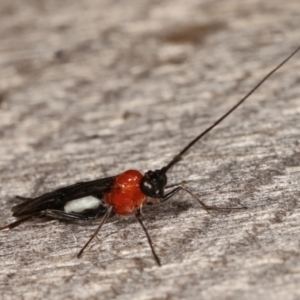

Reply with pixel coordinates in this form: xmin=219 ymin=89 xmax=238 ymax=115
xmin=162 ymin=45 xmax=300 ymax=172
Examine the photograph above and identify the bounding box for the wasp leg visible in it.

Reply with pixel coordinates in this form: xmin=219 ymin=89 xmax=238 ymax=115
xmin=0 ymin=205 xmax=107 ymax=230
xmin=0 ymin=212 xmax=43 ymax=230
xmin=165 ymin=181 xmax=188 ymax=189
xmin=161 ymin=187 xmax=181 ymax=202
xmin=42 ymin=209 xmax=103 ymax=221
xmin=161 ymin=186 xmax=247 ymax=213
xmin=77 ymin=206 xmax=113 ymax=258
xmin=0 ymin=210 xmax=86 ymax=230
xmin=135 ymin=208 xmax=161 ymax=266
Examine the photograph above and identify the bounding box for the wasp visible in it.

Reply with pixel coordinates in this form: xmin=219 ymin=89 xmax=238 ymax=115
xmin=1 ymin=46 xmax=299 ymax=266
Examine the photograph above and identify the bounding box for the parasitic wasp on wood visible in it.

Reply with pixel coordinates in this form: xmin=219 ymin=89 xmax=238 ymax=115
xmin=1 ymin=46 xmax=299 ymax=266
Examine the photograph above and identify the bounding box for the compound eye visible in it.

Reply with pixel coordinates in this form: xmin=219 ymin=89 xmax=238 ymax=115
xmin=140 ymin=177 xmax=156 ymax=198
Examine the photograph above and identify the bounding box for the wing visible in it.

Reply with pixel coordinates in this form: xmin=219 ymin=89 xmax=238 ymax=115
xmin=11 ymin=176 xmax=115 ymax=217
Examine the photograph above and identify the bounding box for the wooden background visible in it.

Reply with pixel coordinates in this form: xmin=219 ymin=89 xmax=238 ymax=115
xmin=0 ymin=0 xmax=299 ymax=299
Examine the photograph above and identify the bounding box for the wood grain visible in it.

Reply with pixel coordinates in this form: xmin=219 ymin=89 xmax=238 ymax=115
xmin=0 ymin=1 xmax=299 ymax=299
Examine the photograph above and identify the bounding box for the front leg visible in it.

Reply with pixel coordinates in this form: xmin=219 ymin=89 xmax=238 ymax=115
xmin=154 ymin=186 xmax=247 ymax=213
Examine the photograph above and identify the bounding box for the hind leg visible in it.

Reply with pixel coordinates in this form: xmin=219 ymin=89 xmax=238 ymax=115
xmin=0 ymin=213 xmax=43 ymax=230
xmin=42 ymin=209 xmax=103 ymax=221
xmin=0 ymin=206 xmax=106 ymax=231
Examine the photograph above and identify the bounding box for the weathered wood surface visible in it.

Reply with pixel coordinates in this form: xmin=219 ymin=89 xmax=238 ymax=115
xmin=0 ymin=1 xmax=299 ymax=299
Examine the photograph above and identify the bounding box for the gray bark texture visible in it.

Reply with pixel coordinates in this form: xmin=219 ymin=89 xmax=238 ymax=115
xmin=0 ymin=1 xmax=299 ymax=299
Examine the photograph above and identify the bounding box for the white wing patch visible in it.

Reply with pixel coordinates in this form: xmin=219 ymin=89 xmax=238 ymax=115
xmin=64 ymin=196 xmax=101 ymax=213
